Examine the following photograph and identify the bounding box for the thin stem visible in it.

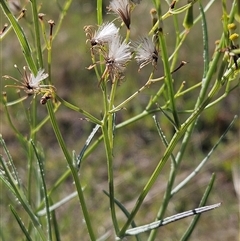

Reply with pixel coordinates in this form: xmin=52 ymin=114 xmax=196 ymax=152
xmin=171 ymin=115 xmax=237 ymax=196
xmin=199 ymin=0 xmax=209 ymax=78
xmin=46 ymin=101 xmax=96 ymax=240
xmin=101 ymin=124 xmax=119 ymax=234
xmin=0 ymin=0 xmax=37 ymax=73
xmin=180 ymin=173 xmax=216 ymax=241
xmin=108 ymin=78 xmax=118 ymax=146
xmin=31 ymin=0 xmax=43 ymax=68
xmin=102 ymin=76 xmax=120 ymax=234
xmin=31 ymin=140 xmax=52 ymax=241
xmin=169 ymin=13 xmax=181 ymax=71
xmin=148 ymin=29 xmax=229 ymax=238
xmin=158 ymin=28 xmax=180 ymax=128
xmin=109 ymin=72 xmax=155 ymax=113
xmin=149 ymin=1 xmax=199 ymax=35
xmin=118 ymin=81 xmax=221 ymax=237
xmin=56 ymin=95 xmax=102 ymax=125
xmin=0 ymin=148 xmax=46 ymax=240
xmin=29 ymin=0 xmax=45 ymax=207
xmin=53 ymin=0 xmax=72 ymax=41
xmin=125 ymin=28 xmax=130 ymax=43
xmin=97 ymin=0 xmax=103 ymax=25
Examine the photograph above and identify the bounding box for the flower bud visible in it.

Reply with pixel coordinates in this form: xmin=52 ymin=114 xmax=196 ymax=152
xmin=229 ymin=33 xmax=239 ymax=47
xmin=183 ymin=1 xmax=193 ymax=30
xmin=150 ymin=8 xmax=158 ymax=28
xmin=227 ymin=23 xmax=237 ymax=31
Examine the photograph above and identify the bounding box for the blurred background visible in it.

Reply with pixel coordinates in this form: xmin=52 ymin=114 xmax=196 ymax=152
xmin=0 ymin=0 xmax=239 ymax=240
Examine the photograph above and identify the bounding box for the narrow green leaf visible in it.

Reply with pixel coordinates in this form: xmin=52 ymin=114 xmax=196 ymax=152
xmin=45 ymin=102 xmax=96 ymax=240
xmin=158 ymin=28 xmax=180 ymax=129
xmin=0 ymin=0 xmax=37 ymax=73
xmin=55 ymin=95 xmax=102 ymax=125
xmin=49 ymin=198 xmax=61 ymax=241
xmin=0 ymin=135 xmax=21 ymax=186
xmin=156 ymin=107 xmax=178 ymax=131
xmin=103 ymin=190 xmax=141 ymax=241
xmin=180 ymin=173 xmax=217 ymax=241
xmin=2 ymin=99 xmax=28 ymax=149
xmin=199 ymin=0 xmax=209 ymax=78
xmin=31 ymin=140 xmax=52 ymax=241
xmin=0 ymin=225 xmax=6 ymax=241
xmin=124 ymin=202 xmax=221 ymax=236
xmin=77 ymin=124 xmax=101 ymax=169
xmin=30 ymin=0 xmax=43 ymax=68
xmin=37 ymin=191 xmax=78 ymax=216
xmin=171 ymin=116 xmax=237 ymax=196
xmin=5 ymin=96 xmax=29 ymax=106
xmin=10 ymin=205 xmax=33 ymax=241
xmin=0 ymin=161 xmax=46 ymax=240
xmin=153 ymin=115 xmax=176 ymax=166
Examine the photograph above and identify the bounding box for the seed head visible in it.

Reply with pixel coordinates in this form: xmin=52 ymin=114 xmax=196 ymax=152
xmin=10 ymin=65 xmax=49 ymax=94
xmin=108 ymin=0 xmax=132 ymax=29
xmin=85 ymin=22 xmax=119 ymax=46
xmin=28 ymin=69 xmax=49 ymax=89
xmin=105 ymin=35 xmax=132 ymax=78
xmin=134 ymin=37 xmax=158 ymax=70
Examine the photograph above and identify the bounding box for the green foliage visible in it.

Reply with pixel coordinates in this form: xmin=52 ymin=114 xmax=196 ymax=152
xmin=0 ymin=0 xmax=239 ymax=240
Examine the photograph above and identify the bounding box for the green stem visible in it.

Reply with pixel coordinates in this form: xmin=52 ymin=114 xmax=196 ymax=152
xmin=46 ymin=102 xmax=96 ymax=240
xmin=147 ymin=7 xmax=236 ymax=234
xmin=0 ymin=146 xmax=46 ymax=240
xmin=108 ymin=78 xmax=118 ymax=146
xmin=109 ymin=72 xmax=155 ymax=113
xmin=53 ymin=0 xmax=72 ymax=40
xmin=199 ymin=0 xmax=210 ymax=78
xmin=0 ymin=0 xmax=37 ymax=73
xmin=28 ymin=0 xmax=42 ymax=208
xmin=170 ymin=14 xmax=181 ymax=71
xmin=101 ymin=124 xmax=119 ymax=234
xmin=56 ymin=95 xmax=102 ymax=125
xmin=118 ymin=81 xmax=221 ymax=238
xmin=102 ymin=77 xmax=120 ymax=234
xmin=180 ymin=173 xmax=216 ymax=241
xmin=97 ymin=0 xmax=102 ymax=25
xmin=31 ymin=140 xmax=52 ymax=241
xmin=31 ymin=0 xmax=43 ymax=68
xmin=158 ymin=28 xmax=180 ymax=128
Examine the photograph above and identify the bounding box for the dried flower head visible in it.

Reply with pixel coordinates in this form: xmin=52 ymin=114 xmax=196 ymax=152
xmin=105 ymin=35 xmax=132 ymax=79
xmin=134 ymin=37 xmax=158 ymax=70
xmin=28 ymin=69 xmax=49 ymax=90
xmin=84 ymin=22 xmax=119 ymax=47
xmin=4 ymin=65 xmax=49 ymax=94
xmin=3 ymin=66 xmax=57 ymax=105
xmin=3 ymin=65 xmax=56 ymax=105
xmin=108 ymin=0 xmax=132 ymax=29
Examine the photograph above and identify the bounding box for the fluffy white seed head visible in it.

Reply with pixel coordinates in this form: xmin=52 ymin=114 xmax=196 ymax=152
xmin=29 ymin=69 xmax=49 ymax=89
xmin=92 ymin=22 xmax=119 ymax=46
xmin=134 ymin=37 xmax=158 ymax=70
xmin=106 ymin=35 xmax=132 ymax=74
xmin=108 ymin=0 xmax=131 ymax=29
